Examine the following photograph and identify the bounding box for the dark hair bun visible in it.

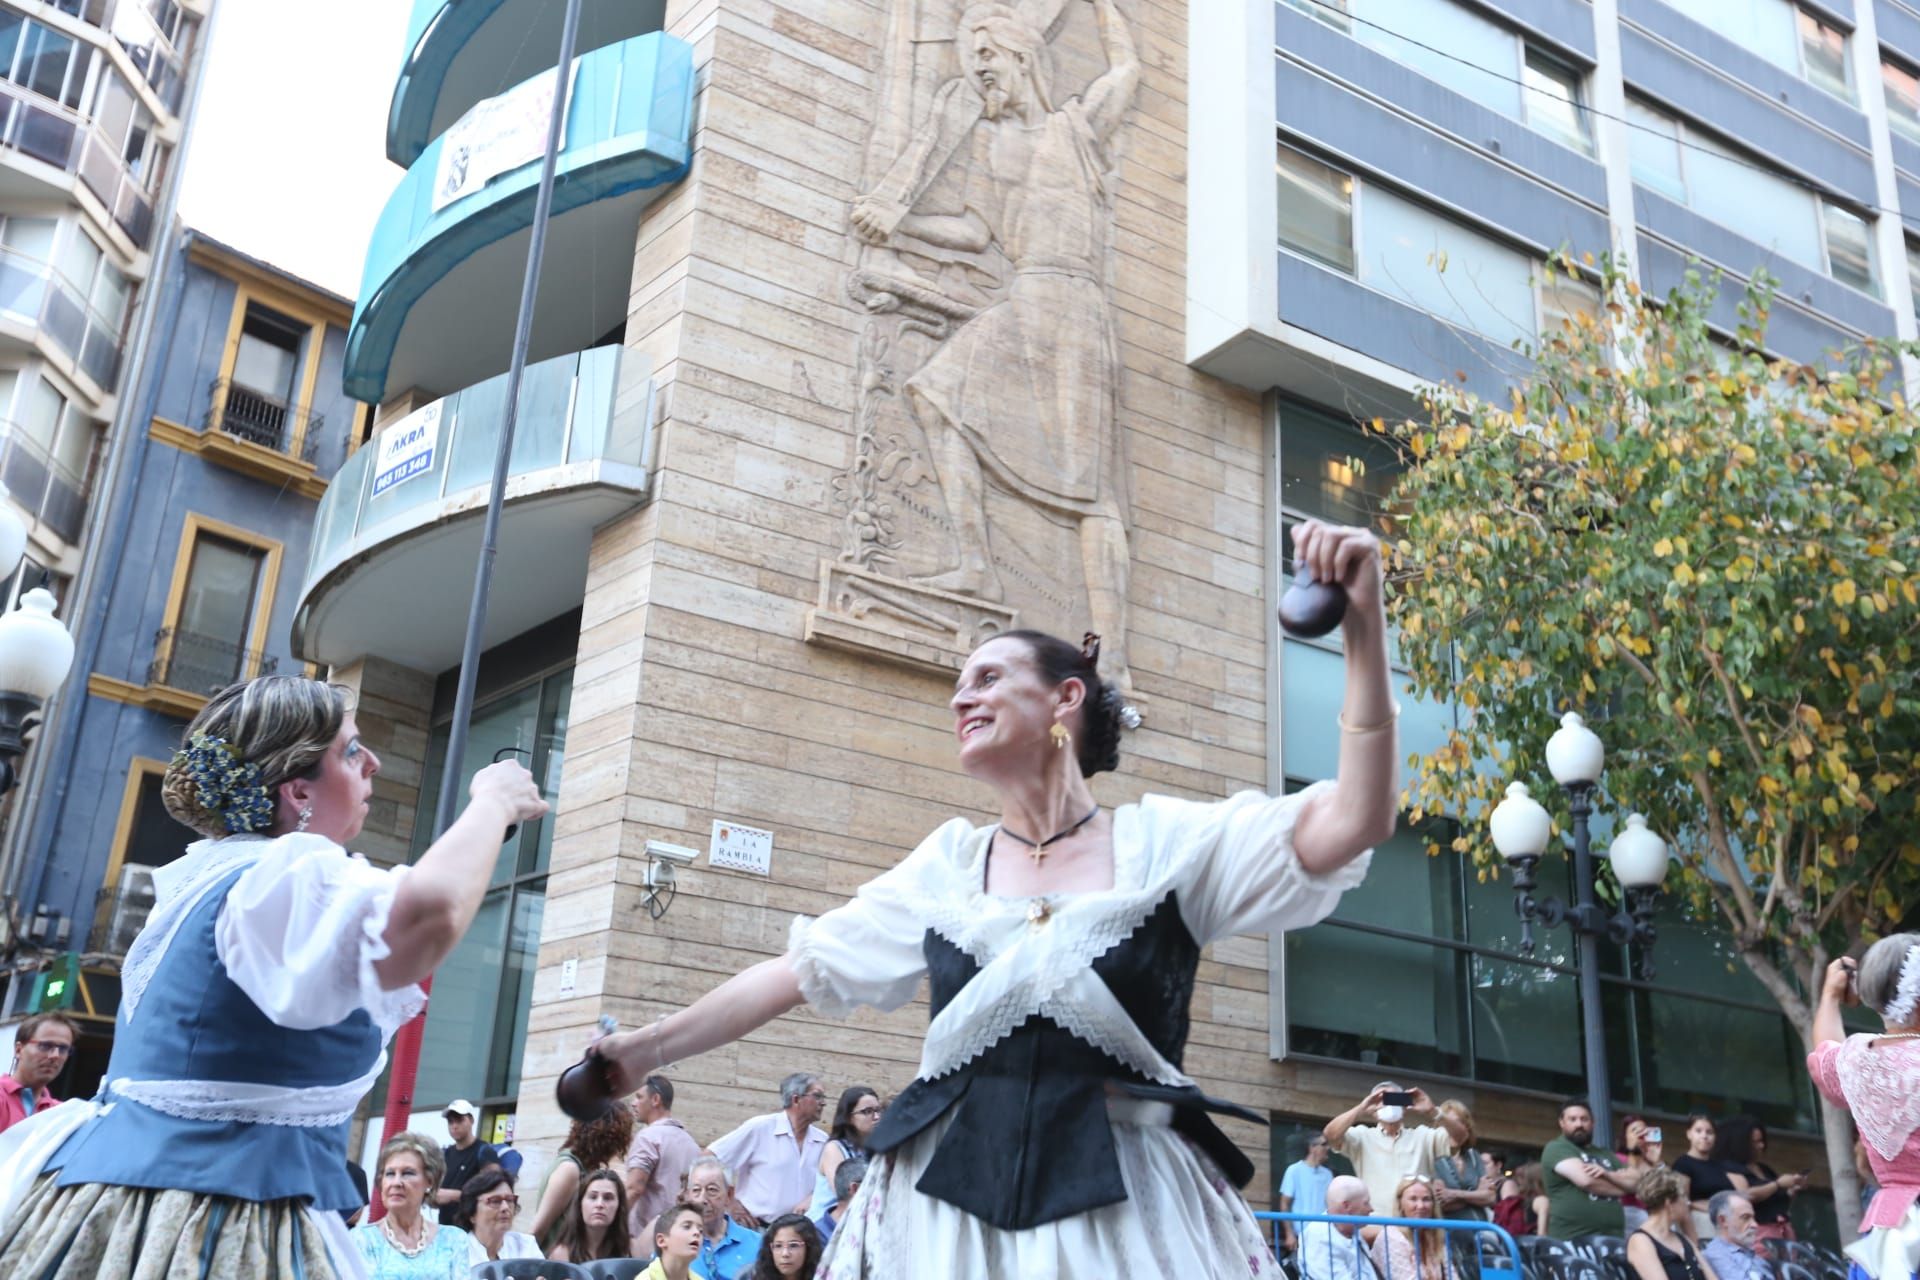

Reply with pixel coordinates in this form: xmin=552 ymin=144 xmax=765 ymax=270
xmin=1079 ymin=683 xmax=1125 ymax=777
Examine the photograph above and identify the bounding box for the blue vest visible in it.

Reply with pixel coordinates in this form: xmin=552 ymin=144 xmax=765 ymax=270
xmin=48 ymin=863 xmax=382 ymax=1210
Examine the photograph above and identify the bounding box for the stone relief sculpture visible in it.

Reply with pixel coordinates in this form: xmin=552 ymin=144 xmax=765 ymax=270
xmin=808 ymin=0 xmax=1139 ymax=687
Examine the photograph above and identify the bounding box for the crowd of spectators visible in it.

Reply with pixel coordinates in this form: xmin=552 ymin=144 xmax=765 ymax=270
xmin=1278 ymin=1083 xmax=1830 ymax=1280
xmin=333 ymin=1069 xmax=872 ymax=1280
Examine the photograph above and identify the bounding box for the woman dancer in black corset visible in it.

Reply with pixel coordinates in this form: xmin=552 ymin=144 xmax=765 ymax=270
xmin=590 ymin=519 xmax=1397 ymax=1277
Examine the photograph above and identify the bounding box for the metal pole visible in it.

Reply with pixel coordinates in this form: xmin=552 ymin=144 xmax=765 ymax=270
xmin=373 ymin=0 xmax=584 ymax=1198
xmin=1568 ymin=783 xmax=1612 ymax=1139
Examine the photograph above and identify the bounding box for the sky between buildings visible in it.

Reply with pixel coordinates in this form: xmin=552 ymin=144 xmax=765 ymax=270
xmin=176 ymin=0 xmax=410 ymax=300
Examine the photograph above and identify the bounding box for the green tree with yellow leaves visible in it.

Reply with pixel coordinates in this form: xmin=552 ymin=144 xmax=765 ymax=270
xmin=1385 ymin=261 xmax=1919 ymax=1229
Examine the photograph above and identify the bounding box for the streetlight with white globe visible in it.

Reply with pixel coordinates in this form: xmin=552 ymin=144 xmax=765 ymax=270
xmin=1488 ymin=712 xmax=1671 ymax=1138
xmin=0 ymin=494 xmax=76 ymax=796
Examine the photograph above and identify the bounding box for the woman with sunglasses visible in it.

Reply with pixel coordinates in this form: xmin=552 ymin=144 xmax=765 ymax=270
xmin=807 ymin=1088 xmax=882 ymax=1220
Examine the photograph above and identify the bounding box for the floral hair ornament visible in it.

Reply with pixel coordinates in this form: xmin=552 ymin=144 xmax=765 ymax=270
xmin=1885 ymin=943 xmax=1920 ymax=1026
xmin=172 ymin=733 xmax=275 ymax=834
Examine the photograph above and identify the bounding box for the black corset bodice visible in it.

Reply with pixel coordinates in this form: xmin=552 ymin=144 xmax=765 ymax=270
xmin=865 ymin=892 xmax=1259 ymax=1231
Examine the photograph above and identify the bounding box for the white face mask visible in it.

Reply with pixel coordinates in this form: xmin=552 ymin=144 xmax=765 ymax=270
xmin=1377 ymin=1105 xmax=1405 ymax=1124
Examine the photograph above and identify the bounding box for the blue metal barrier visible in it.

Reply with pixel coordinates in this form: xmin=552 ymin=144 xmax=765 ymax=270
xmin=1254 ymin=1211 xmax=1526 ymax=1280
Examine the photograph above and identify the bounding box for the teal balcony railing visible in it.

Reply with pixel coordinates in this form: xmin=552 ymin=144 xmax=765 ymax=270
xmin=387 ymin=0 xmax=665 ymax=166
xmin=345 ymin=32 xmax=693 ymax=403
xmin=305 ymin=345 xmax=638 ymax=588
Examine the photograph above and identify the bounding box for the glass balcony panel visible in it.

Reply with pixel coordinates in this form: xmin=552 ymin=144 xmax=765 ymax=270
xmin=358 ymin=403 xmax=453 ymax=534
xmin=306 ymin=346 xmax=638 ymax=595
xmin=444 ymin=375 xmax=506 ymax=495
xmin=507 ymin=351 xmax=573 ymax=473
xmin=310 ymin=444 xmax=371 ymax=570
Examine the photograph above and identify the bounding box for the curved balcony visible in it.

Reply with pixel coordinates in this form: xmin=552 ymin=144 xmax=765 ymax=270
xmin=387 ymin=0 xmax=666 ymax=166
xmin=295 ymin=345 xmax=652 ymax=673
xmin=346 ymin=32 xmax=692 ymax=405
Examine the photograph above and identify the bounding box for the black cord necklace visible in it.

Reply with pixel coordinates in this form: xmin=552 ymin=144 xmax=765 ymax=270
xmin=999 ymin=804 xmax=1100 ymax=864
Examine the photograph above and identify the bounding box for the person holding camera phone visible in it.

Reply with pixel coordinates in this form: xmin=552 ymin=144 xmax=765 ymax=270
xmin=1324 ymin=1082 xmax=1468 ymax=1217
xmin=1808 ymin=934 xmax=1920 ymax=1280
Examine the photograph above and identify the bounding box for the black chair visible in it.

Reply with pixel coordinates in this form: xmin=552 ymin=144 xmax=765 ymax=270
xmin=469 ymin=1262 xmax=591 ymax=1280
xmin=1548 ymin=1255 xmax=1619 ymax=1280
xmin=581 ymin=1262 xmax=652 ymax=1280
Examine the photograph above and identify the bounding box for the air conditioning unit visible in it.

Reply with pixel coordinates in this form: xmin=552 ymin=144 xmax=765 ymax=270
xmin=100 ymin=864 xmax=157 ymax=958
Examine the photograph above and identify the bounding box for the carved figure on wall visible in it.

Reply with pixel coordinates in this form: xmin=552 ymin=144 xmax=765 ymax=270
xmin=839 ymin=0 xmax=1139 ymax=686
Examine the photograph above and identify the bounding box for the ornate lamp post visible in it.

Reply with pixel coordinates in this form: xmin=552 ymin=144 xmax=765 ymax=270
xmin=1488 ymin=712 xmax=1670 ymax=1138
xmin=0 ymin=498 xmax=76 ymax=797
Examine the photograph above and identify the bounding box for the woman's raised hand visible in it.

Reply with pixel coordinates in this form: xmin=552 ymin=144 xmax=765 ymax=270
xmin=1290 ymin=519 xmax=1385 ymax=621
xmin=470 ymin=759 xmax=549 ymax=826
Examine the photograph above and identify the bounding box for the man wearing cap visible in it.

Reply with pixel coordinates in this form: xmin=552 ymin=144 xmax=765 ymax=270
xmin=435 ymin=1098 xmax=500 ymax=1220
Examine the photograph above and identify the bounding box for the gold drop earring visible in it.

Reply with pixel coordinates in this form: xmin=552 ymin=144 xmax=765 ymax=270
xmin=1050 ymin=723 xmax=1070 ymax=751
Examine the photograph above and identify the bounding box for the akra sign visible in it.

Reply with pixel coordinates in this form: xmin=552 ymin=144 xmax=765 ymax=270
xmin=371 ymin=402 xmax=442 ymax=496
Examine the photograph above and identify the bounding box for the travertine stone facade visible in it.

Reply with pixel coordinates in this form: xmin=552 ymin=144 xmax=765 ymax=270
xmin=511 ymin=0 xmax=1292 ymax=1198
xmin=331 ymin=656 xmax=435 ymax=868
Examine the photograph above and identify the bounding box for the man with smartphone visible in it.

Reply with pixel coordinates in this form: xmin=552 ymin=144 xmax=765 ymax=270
xmin=1323 ymin=1082 xmax=1468 ymax=1216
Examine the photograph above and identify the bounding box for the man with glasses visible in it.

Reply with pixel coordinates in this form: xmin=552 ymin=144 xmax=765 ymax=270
xmin=709 ymin=1071 xmax=830 ymax=1225
xmin=1 ymin=1012 xmax=75 ymax=1134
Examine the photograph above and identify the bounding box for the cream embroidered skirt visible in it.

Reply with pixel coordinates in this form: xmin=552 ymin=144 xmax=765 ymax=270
xmin=0 ymin=1176 xmax=344 ymax=1280
xmin=816 ymin=1100 xmax=1284 ymax=1280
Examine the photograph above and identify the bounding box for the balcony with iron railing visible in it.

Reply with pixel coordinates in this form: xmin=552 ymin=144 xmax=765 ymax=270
xmin=0 ymin=424 xmax=91 ymax=545
xmin=205 ymin=378 xmax=322 ymax=461
xmin=148 ymin=626 xmax=277 ymax=697
xmin=0 ymin=78 xmax=156 ymax=251
xmin=0 ymin=243 xmax=126 ymax=395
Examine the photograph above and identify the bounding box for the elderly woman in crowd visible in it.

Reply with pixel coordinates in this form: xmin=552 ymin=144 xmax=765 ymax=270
xmin=587 ymin=519 xmax=1395 ymax=1277
xmin=460 ymin=1167 xmax=541 ymax=1263
xmin=1810 ymin=934 xmax=1920 ymax=1280
xmin=352 ymin=1132 xmax=473 ymax=1278
xmin=0 ymin=675 xmax=545 ymax=1280
xmin=530 ymin=1097 xmax=636 ymax=1244
xmin=548 ymin=1168 xmax=633 ymax=1264
xmin=1373 ymin=1176 xmax=1458 ymax=1280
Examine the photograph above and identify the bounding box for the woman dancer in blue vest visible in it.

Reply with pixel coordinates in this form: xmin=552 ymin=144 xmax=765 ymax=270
xmin=0 ymin=675 xmax=547 ymax=1279
xmin=585 ymin=519 xmax=1398 ymax=1278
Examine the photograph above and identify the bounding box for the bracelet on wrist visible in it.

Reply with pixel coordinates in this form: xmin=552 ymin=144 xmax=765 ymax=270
xmin=1339 ymin=703 xmax=1401 ymax=735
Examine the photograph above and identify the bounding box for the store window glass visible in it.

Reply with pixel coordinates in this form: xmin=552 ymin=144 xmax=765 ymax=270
xmin=412 ymin=665 xmax=572 ymax=1110
xmin=1277 ymin=401 xmax=1404 ymax=577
